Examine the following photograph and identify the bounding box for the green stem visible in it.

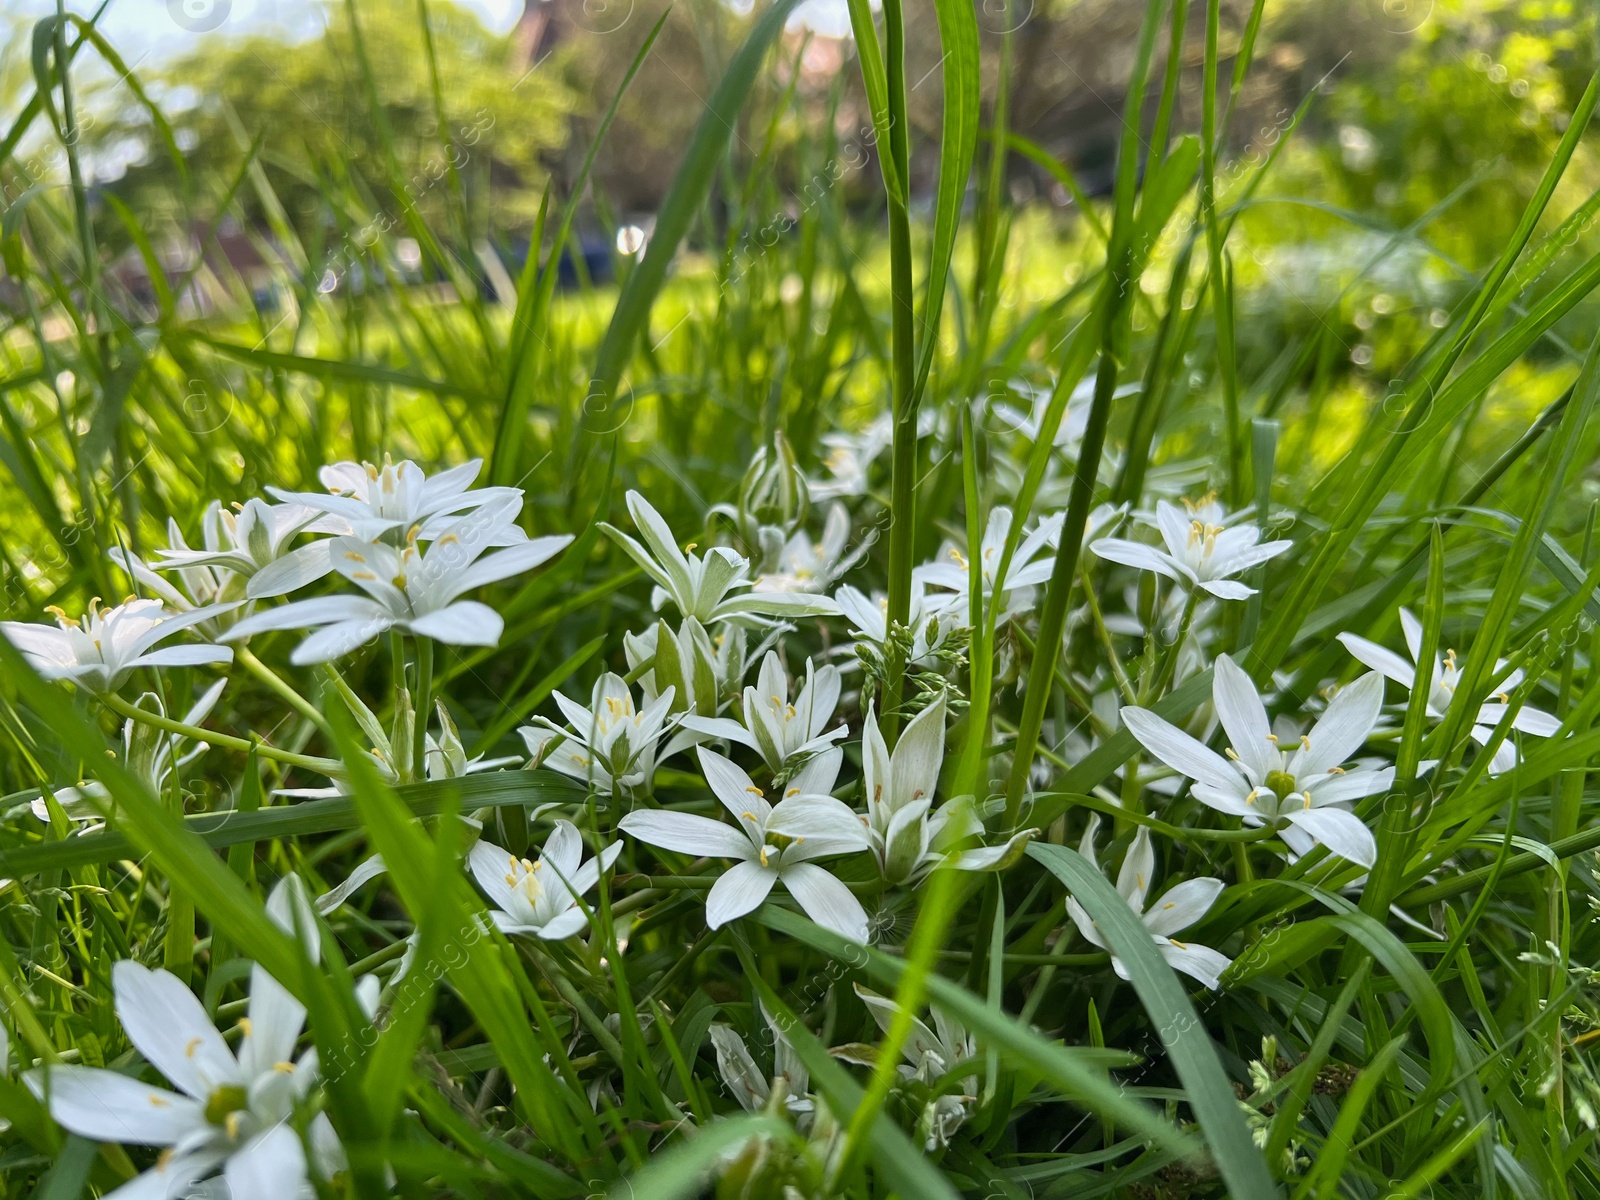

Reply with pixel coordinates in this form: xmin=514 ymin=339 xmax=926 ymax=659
xmin=236 ymin=646 xmax=331 ymax=735
xmin=880 ymin=0 xmax=917 ymax=741
xmin=412 ymin=637 xmax=433 ymax=781
xmin=100 ymin=692 xmax=342 ymax=775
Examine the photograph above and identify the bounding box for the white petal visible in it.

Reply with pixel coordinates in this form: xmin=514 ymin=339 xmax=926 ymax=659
xmin=890 ymin=694 xmax=946 ymax=812
xmin=314 ymin=854 xmax=388 ymax=915
xmin=26 ymin=1066 xmax=204 ymax=1145
xmin=1399 ymin=608 xmax=1425 ymax=661
xmin=1509 ymin=705 xmax=1562 ymax=737
xmin=780 ymin=862 xmax=868 ymax=941
xmin=705 ymin=859 xmax=778 ymax=928
xmin=1210 ymin=655 xmax=1273 ymax=779
xmin=1304 ymin=767 xmax=1393 ymax=804
xmin=618 ymin=809 xmax=754 ymax=858
xmin=112 ymin=962 xmax=238 ymax=1100
xmin=1283 ymin=807 xmax=1377 ymax=867
xmin=451 ymin=535 xmax=571 ymax=595
xmin=1158 ymin=939 xmax=1233 ymax=989
xmin=224 ymin=1123 xmax=308 ymax=1200
xmin=240 ymin=966 xmax=307 ymax=1079
xmin=1116 ymin=826 xmax=1155 ymax=912
xmin=1191 ymin=782 xmax=1258 ymax=817
xmin=1299 ymin=671 xmax=1384 ymax=775
xmin=1196 ymin=579 xmax=1255 ymax=600
xmin=1336 ymin=632 xmax=1417 ymax=690
xmin=1121 ymin=707 xmax=1243 ymax=794
xmin=767 ymin=794 xmax=873 ymax=857
xmin=244 ymin=542 xmax=334 ymax=599
xmin=469 ymin=839 xmax=525 ymax=914
xmin=406 ymin=601 xmax=504 ymax=646
xmin=1065 ymin=897 xmax=1106 ymax=950
xmin=289 ymin=618 xmax=391 ymax=665
xmin=130 ymin=645 xmax=234 ymax=671
xmin=1142 ymin=877 xmax=1224 ymax=936
xmin=699 ymin=748 xmax=771 ymax=825
xmin=535 ymin=908 xmax=591 ymax=940
xmin=1090 ymin=539 xmax=1181 ymax=581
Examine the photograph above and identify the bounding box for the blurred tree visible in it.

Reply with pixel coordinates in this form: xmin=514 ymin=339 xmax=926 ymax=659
xmin=90 ymin=0 xmax=574 ymax=238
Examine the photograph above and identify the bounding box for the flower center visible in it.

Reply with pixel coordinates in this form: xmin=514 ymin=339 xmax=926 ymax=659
xmin=204 ymin=1084 xmax=249 ymax=1128
xmin=1264 ymin=770 xmax=1298 ymax=802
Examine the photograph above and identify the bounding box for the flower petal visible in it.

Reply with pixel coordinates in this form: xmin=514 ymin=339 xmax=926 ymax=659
xmin=1158 ymin=940 xmax=1233 ymax=989
xmin=767 ymin=794 xmax=873 ymax=857
xmin=112 ymin=961 xmax=238 ymax=1100
xmin=1336 ymin=632 xmax=1416 ymax=689
xmin=1211 ymin=655 xmax=1273 ymax=780
xmin=699 ymin=748 xmax=771 ymax=825
xmin=1282 ymin=806 xmax=1377 ymax=867
xmin=26 ymin=1065 xmax=204 ymax=1145
xmin=1299 ymin=671 xmax=1384 ymax=775
xmin=225 ymin=1123 xmax=308 ymax=1200
xmin=1090 ymin=539 xmax=1181 ymax=581
xmin=406 ymin=601 xmax=504 ymax=646
xmin=618 ymin=809 xmax=753 ymax=858
xmin=705 ymin=859 xmax=778 ymax=928
xmin=780 ymin=862 xmax=868 ymax=941
xmin=1121 ymin=707 xmax=1243 ymax=794
xmin=1142 ymin=878 xmax=1224 ymax=936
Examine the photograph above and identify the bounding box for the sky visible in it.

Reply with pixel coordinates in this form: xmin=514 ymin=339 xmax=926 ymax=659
xmin=2 ymin=0 xmax=855 ymax=63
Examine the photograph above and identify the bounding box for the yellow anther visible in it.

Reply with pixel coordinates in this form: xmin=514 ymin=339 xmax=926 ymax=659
xmin=746 ymin=785 xmax=765 ymax=796
xmin=1327 ymin=766 xmax=1346 ymax=775
xmin=149 ymin=1093 xmax=170 ymax=1107
xmin=273 ymin=1061 xmax=295 ymax=1073
xmin=185 ymin=1036 xmax=203 ymax=1058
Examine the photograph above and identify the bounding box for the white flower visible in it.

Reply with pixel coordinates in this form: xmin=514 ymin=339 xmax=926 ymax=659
xmin=1337 ymin=607 xmax=1562 ymax=774
xmin=859 ymin=696 xmax=1033 ymax=885
xmin=468 ymin=821 xmax=621 ymax=939
xmin=602 ymin=491 xmax=837 ymax=625
xmin=808 ymin=415 xmax=893 ymax=500
xmin=521 ymin=672 xmax=684 ymax=797
xmin=849 ymin=985 xmax=976 ymax=1151
xmin=618 ymin=747 xmax=871 ymax=940
xmin=834 ymin=580 xmax=960 ymax=669
xmin=754 ymin=503 xmax=862 ymax=595
xmin=140 ymin=499 xmax=326 ymax=605
xmin=25 ymin=879 xmax=349 ymax=1200
xmin=986 ymin=374 xmax=1139 ymax=451
xmin=3 ymin=598 xmax=234 ymax=692
xmin=915 ymin=506 xmax=1064 ymax=622
xmin=1120 ymin=654 xmax=1389 ymax=866
xmin=622 ymin=618 xmax=746 ymax=719
xmin=708 ymin=1009 xmax=812 ymax=1124
xmin=682 ymin=651 xmax=846 ymax=774
xmin=1069 ymin=819 xmax=1232 ymax=989
xmin=36 ymin=681 xmax=225 ymax=825
xmin=1092 ymin=499 xmax=1292 ymax=600
xmin=255 ymin=455 xmax=531 ymax=599
xmin=224 ymin=500 xmax=570 ymax=664
xmin=268 ymin=455 xmax=524 ymax=546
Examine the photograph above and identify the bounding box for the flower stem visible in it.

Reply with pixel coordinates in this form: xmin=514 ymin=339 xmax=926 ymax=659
xmin=99 ymin=691 xmax=342 ymax=775
xmin=413 ymin=636 xmax=433 ymax=781
xmin=236 ymin=646 xmax=332 ymax=735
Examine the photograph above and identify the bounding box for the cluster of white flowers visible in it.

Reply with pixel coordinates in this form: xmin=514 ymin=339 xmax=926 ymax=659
xmin=4 ymin=434 xmax=1569 ymax=1182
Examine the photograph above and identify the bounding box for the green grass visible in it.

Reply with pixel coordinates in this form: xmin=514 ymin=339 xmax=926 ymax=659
xmin=2 ymin=0 xmax=1600 ymax=1197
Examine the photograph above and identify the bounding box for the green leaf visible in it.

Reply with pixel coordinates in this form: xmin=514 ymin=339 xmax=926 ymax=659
xmin=586 ymin=0 xmax=802 ymax=415
xmin=1026 ymin=843 xmax=1278 ymax=1198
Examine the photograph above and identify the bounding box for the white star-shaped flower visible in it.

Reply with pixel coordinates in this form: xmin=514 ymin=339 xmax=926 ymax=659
xmin=618 ymin=747 xmax=871 ymax=939
xmin=1120 ymin=655 xmax=1389 ymax=866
